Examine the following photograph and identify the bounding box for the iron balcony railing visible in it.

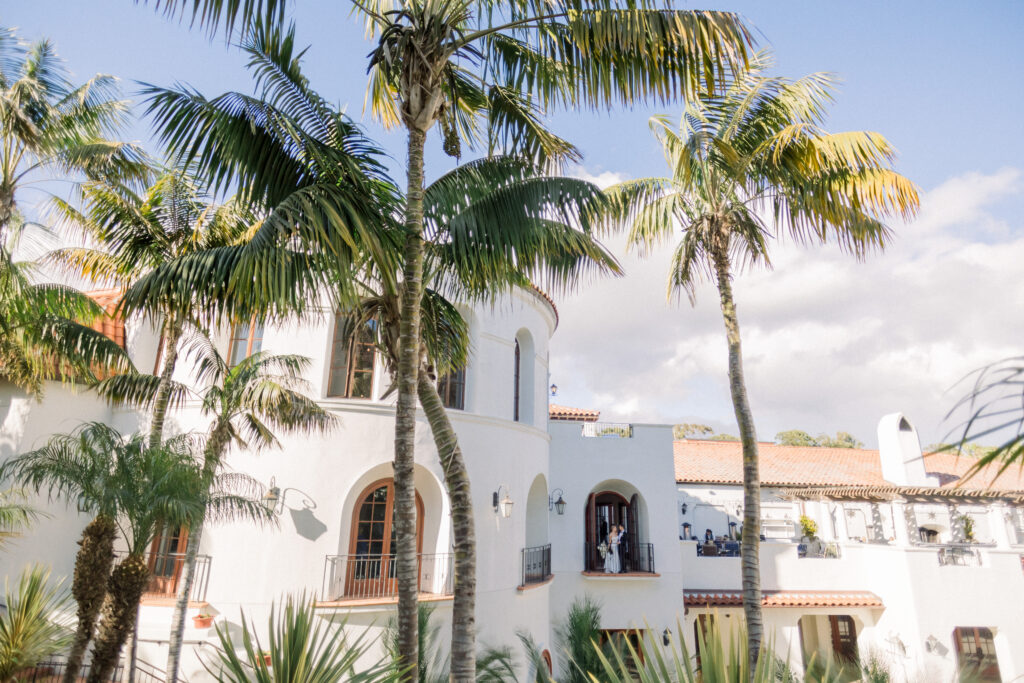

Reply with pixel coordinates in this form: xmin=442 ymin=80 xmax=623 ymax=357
xmin=936 ymin=544 xmax=984 ymax=567
xmin=321 ymin=553 xmax=454 ymax=602
xmin=521 ymin=544 xmax=552 ymax=586
xmin=584 ymin=542 xmax=655 ymax=574
xmin=114 ymin=550 xmax=212 ymax=602
xmin=19 ymin=657 xmax=167 ymax=683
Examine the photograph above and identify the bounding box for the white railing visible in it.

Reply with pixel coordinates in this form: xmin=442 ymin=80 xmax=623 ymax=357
xmin=321 ymin=553 xmax=453 ymax=602
xmin=581 ymin=422 xmax=633 ymax=438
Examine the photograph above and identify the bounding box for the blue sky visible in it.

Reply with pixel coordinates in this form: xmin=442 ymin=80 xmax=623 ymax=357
xmin=6 ymin=1 xmax=1024 ymax=446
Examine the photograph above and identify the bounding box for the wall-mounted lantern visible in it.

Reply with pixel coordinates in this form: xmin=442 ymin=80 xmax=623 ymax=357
xmin=550 ymin=383 xmax=558 ymax=397
xmin=493 ymin=485 xmax=514 ymax=518
xmin=263 ymin=477 xmax=283 ymax=515
xmin=680 ymin=503 xmax=688 ymax=515
xmin=549 ymin=488 xmax=566 ymax=515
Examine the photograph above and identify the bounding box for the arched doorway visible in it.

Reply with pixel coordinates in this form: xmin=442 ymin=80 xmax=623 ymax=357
xmin=346 ymin=479 xmax=424 ymax=597
xmin=585 ymin=491 xmax=650 ymax=572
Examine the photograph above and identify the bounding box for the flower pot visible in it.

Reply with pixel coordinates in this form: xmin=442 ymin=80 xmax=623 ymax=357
xmin=261 ymin=654 xmax=273 ymax=667
xmin=192 ymin=615 xmax=214 ymax=629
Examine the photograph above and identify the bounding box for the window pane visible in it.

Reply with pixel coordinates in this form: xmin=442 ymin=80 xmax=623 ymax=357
xmin=250 ymin=322 xmax=264 ymax=354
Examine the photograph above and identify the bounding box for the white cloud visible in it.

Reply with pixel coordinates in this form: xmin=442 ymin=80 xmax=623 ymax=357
xmin=549 ymin=167 xmax=1024 ymax=447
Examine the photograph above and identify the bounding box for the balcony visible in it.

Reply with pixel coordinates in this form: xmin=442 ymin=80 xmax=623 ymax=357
xmin=935 ymin=543 xmax=985 ymax=567
xmin=320 ymin=553 xmax=453 ymax=604
xmin=797 ymin=541 xmax=842 ymax=559
xmin=116 ymin=550 xmax=212 ymax=602
xmin=581 ymin=422 xmax=633 ymax=438
xmin=520 ymin=544 xmax=552 ymax=587
xmin=583 ymin=542 xmax=656 ymax=574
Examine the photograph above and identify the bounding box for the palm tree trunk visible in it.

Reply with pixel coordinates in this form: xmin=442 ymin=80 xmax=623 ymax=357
xmin=394 ymin=125 xmax=427 ymax=682
xmin=711 ymin=246 xmax=763 ymax=676
xmin=416 ymin=372 xmax=476 ymax=682
xmin=165 ymin=421 xmax=228 ymax=683
xmin=61 ymin=515 xmax=117 ymax=683
xmin=87 ymin=555 xmax=151 ymax=683
xmin=149 ymin=314 xmax=184 ymax=449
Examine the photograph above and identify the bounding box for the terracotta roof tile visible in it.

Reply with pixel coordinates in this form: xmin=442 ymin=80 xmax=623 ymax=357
xmin=684 ymin=590 xmax=883 ymax=609
xmin=84 ymin=288 xmax=125 ymax=349
xmin=549 ymin=404 xmax=600 ymax=422
xmin=674 ymin=440 xmax=1024 ymax=491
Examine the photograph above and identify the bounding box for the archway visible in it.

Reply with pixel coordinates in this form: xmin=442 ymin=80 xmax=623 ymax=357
xmin=525 ymin=474 xmax=549 ymax=547
xmin=584 ymin=480 xmax=651 ymax=573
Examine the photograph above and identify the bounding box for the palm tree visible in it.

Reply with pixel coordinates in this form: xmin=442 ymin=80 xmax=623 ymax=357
xmin=0 ymin=565 xmax=73 ymax=683
xmin=342 ymin=155 xmax=617 ymax=675
xmin=86 ymin=430 xmax=272 ymax=683
xmin=206 ymin=593 xmax=400 ymax=683
xmin=606 ymin=56 xmax=919 ymax=668
xmin=0 ymin=488 xmax=40 ymax=548
xmin=0 ymin=25 xmax=145 ymax=241
xmin=48 ymin=168 xmax=257 ymax=447
xmin=141 ymin=5 xmax=753 ymax=673
xmin=1 ymin=422 xmax=130 ymax=683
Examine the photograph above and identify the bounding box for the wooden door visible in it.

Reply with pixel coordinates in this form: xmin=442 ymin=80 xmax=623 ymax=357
xmin=627 ymin=494 xmax=640 ymax=571
xmin=585 ymin=493 xmax=596 ymax=570
xmin=148 ymin=526 xmax=188 ymax=596
xmin=346 ymin=480 xmax=423 ymax=598
xmin=829 ymin=616 xmax=858 ymax=663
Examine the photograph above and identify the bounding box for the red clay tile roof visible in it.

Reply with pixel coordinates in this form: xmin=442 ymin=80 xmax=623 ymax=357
xmin=549 ymin=404 xmax=600 ymax=422
xmin=684 ymin=590 xmax=883 ymax=609
xmin=674 ymin=440 xmax=1024 ymax=491
xmin=528 ymin=285 xmax=558 ymax=328
xmin=85 ymin=288 xmax=125 ymax=349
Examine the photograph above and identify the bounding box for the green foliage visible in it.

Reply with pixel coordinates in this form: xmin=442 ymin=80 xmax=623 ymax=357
xmin=708 ymin=434 xmax=740 ymax=442
xmin=859 ymin=648 xmax=892 ymax=683
xmin=776 ymin=431 xmax=863 ymax=449
xmin=798 ymin=516 xmax=818 ymax=540
xmin=0 ymin=488 xmax=40 ymax=548
xmin=957 ymin=514 xmax=976 ymax=542
xmin=383 ymin=603 xmax=517 ymax=683
xmin=555 ymin=596 xmax=604 ymax=683
xmin=0 ymin=565 xmax=73 ymax=681
xmin=673 ymin=424 xmax=713 ymax=439
xmin=205 ymin=593 xmax=400 ymax=683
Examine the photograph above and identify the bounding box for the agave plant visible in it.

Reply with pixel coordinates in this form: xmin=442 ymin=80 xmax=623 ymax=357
xmin=0 ymin=565 xmax=73 ymax=683
xmin=205 ymin=593 xmax=401 ymax=683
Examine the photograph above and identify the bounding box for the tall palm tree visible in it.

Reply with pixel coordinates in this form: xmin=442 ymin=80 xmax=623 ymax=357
xmin=341 ymin=155 xmax=617 ymax=677
xmin=141 ymin=9 xmax=752 ymax=672
xmin=48 ymin=168 xmax=257 ymax=447
xmin=1 ymin=422 xmax=131 ymax=683
xmin=606 ymin=57 xmax=919 ymax=669
xmin=85 ymin=429 xmax=272 ymax=683
xmin=0 ymin=25 xmax=145 ymax=241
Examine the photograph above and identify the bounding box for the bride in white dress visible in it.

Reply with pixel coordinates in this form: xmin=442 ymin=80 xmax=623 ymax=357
xmin=604 ymin=528 xmax=621 ymax=573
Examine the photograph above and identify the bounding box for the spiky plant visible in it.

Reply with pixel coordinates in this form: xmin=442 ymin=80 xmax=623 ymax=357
xmin=0 ymin=565 xmax=72 ymax=683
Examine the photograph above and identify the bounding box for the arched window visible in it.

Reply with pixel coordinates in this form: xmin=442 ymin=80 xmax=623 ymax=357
xmin=328 ymin=315 xmax=376 ymax=398
xmin=438 ymin=366 xmax=466 ymax=410
xmin=513 ymin=340 xmax=521 ymax=421
xmin=345 ymin=479 xmax=423 ymax=598
xmin=229 ymin=320 xmax=264 ymax=366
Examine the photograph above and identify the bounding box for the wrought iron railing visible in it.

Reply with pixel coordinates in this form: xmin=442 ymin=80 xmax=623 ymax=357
xmin=19 ymin=656 xmax=169 ymax=683
xmin=521 ymin=544 xmax=552 ymax=585
xmin=937 ymin=544 xmax=984 ymax=567
xmin=584 ymin=542 xmax=655 ymax=573
xmin=581 ymin=422 xmax=633 ymax=438
xmin=321 ymin=553 xmax=454 ymax=602
xmin=114 ymin=550 xmax=212 ymax=602
xmin=797 ymin=541 xmax=842 ymax=559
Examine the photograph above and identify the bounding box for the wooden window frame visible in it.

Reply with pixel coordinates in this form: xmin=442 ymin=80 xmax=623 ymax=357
xmin=953 ymin=627 xmax=1001 ymax=682
xmin=229 ymin=320 xmax=264 ymax=366
xmin=327 ymin=315 xmax=376 ymax=399
xmin=513 ymin=339 xmax=521 ymax=421
xmin=347 ymin=479 xmax=425 ymax=558
xmin=828 ymin=615 xmax=858 ymax=663
xmin=438 ymin=366 xmax=466 ymax=410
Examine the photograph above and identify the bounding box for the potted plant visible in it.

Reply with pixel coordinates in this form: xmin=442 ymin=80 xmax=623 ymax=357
xmin=798 ymin=515 xmax=818 ymax=542
xmin=958 ymin=514 xmax=976 ymax=542
xmin=192 ymin=607 xmax=214 ymax=629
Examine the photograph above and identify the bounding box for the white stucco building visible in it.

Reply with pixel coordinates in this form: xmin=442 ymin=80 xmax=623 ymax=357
xmin=1 ymin=287 xmax=1020 ymax=682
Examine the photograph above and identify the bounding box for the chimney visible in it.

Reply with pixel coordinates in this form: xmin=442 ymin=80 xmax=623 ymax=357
xmin=877 ymin=413 xmax=937 ymax=486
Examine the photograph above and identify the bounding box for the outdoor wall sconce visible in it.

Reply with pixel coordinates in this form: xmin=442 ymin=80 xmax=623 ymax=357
xmin=550 ymin=383 xmax=558 ymax=396
xmin=493 ymin=485 xmax=514 ymax=518
xmin=263 ymin=477 xmax=283 ymax=515
xmin=662 ymin=628 xmax=671 ymax=646
xmin=549 ymin=488 xmax=566 ymax=515
xmin=680 ymin=503 xmax=688 ymax=515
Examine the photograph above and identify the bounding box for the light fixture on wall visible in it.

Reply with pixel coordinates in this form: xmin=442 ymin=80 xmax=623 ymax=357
xmin=550 ymin=383 xmax=558 ymax=397
xmin=493 ymin=485 xmax=514 ymax=518
xmin=662 ymin=628 xmax=671 ymax=646
xmin=263 ymin=477 xmax=283 ymax=515
xmin=680 ymin=503 xmax=688 ymax=515
xmin=549 ymin=489 xmax=566 ymax=515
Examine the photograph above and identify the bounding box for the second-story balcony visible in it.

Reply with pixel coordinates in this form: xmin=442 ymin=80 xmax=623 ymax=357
xmin=934 ymin=543 xmax=988 ymax=567
xmin=521 ymin=544 xmax=552 ymax=587
xmin=583 ymin=542 xmax=656 ymax=574
xmin=321 ymin=553 xmax=453 ymax=603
